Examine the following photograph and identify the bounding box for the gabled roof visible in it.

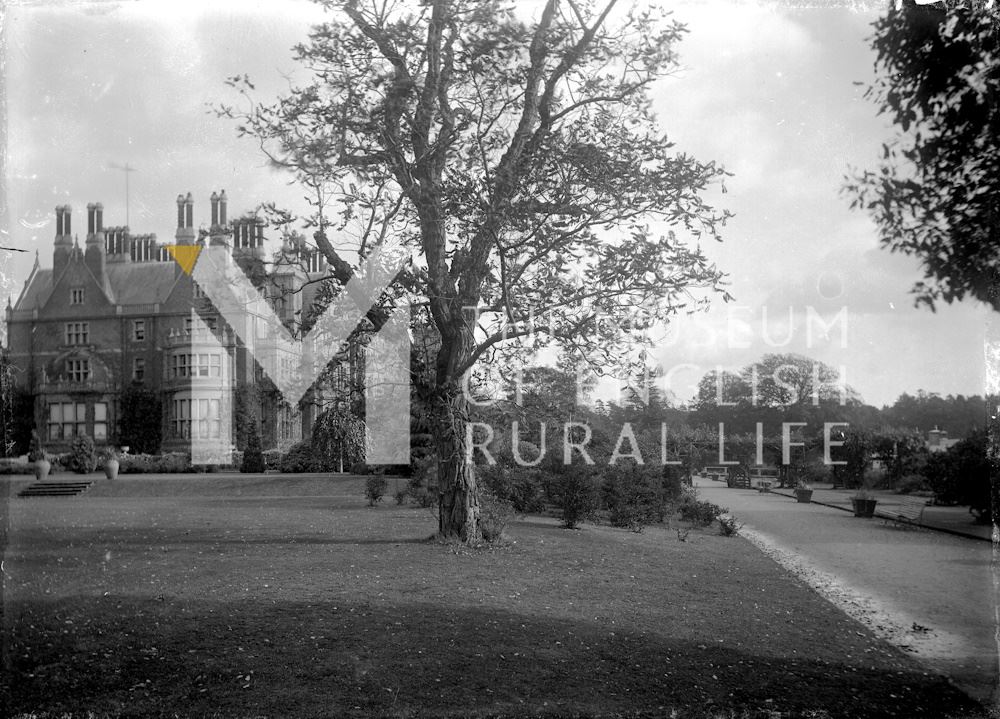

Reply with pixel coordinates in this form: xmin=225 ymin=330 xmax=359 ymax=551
xmin=12 ymin=261 xmax=180 ymax=312
xmin=105 ymin=263 xmax=179 ymax=305
xmin=13 ymin=269 xmax=53 ymax=311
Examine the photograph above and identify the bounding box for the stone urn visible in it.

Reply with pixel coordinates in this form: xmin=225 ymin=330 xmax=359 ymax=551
xmin=34 ymin=458 xmax=51 ymax=481
xmin=104 ymin=458 xmax=120 ymax=480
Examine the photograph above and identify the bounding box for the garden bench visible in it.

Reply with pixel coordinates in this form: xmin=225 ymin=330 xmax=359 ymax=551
xmin=749 ymin=467 xmax=778 ymax=491
xmin=704 ymin=466 xmax=730 ymax=482
xmin=877 ymin=496 xmax=928 ymax=529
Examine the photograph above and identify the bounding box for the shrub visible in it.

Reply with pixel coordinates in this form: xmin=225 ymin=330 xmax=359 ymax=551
xmin=365 ymin=474 xmax=387 ymax=505
xmin=479 ymin=491 xmax=515 ymax=542
xmin=241 ymin=430 xmax=266 ymax=473
xmin=546 ymin=469 xmax=599 ymax=529
xmin=602 ymin=464 xmax=668 ymax=531
xmin=157 ymin=452 xmax=192 ymax=473
xmin=407 ymin=454 xmax=439 ymax=508
xmin=394 ymin=489 xmax=409 ymax=505
xmin=280 ymin=441 xmax=317 ymax=473
xmin=677 ymin=489 xmax=726 ymax=527
xmin=718 ymin=514 xmax=743 ymax=537
xmin=478 ymin=464 xmax=545 ymax=514
xmin=661 ymin=465 xmax=686 ymax=502
xmin=896 ymin=474 xmax=928 ymax=495
xmin=350 ymin=461 xmax=369 ymax=475
xmin=924 ymin=430 xmax=990 ymax=515
xmin=69 ymin=434 xmax=97 ymax=474
xmin=263 ymin=448 xmax=283 ymax=470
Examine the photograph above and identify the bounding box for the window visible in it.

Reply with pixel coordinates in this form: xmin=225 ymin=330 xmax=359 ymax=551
xmin=65 ymin=359 xmax=90 ymax=382
xmin=171 ymin=352 xmax=221 ymax=379
xmin=172 ymin=397 xmax=221 ymax=439
xmin=184 ymin=317 xmax=193 ymax=334
xmin=133 ymin=357 xmax=145 ymax=381
xmin=133 ymin=320 xmax=145 ymax=341
xmin=70 ymin=288 xmax=84 ymax=304
xmin=48 ymin=402 xmax=87 ymax=440
xmin=193 ymin=283 xmax=206 ymax=299
xmin=94 ymin=402 xmax=107 ymax=440
xmin=65 ymin=322 xmax=89 ymax=345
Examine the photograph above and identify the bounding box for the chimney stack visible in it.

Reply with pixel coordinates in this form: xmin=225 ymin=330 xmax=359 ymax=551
xmin=175 ymin=192 xmax=196 ymax=245
xmin=54 ymin=205 xmax=72 ymax=277
xmin=85 ymin=202 xmax=107 ymax=285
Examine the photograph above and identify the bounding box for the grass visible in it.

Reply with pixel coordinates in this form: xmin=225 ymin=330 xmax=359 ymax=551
xmin=1 ymin=473 xmax=986 ymax=718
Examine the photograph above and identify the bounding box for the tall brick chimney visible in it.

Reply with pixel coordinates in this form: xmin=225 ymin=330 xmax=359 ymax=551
xmin=53 ymin=205 xmax=72 ymax=277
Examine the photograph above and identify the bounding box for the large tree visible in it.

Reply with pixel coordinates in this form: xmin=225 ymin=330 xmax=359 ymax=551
xmin=220 ymin=0 xmax=731 ymax=540
xmin=846 ymin=0 xmax=1000 ymax=310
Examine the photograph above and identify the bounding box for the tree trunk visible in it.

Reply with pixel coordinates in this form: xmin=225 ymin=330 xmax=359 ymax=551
xmin=434 ymin=389 xmax=479 ymax=541
xmin=432 ymin=328 xmax=480 ymax=542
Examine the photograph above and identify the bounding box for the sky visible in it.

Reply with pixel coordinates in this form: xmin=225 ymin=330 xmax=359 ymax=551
xmin=1 ymin=0 xmax=990 ymax=409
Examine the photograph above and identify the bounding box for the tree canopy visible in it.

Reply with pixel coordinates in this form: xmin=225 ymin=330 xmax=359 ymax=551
xmin=846 ymin=0 xmax=1000 ymax=310
xmin=221 ymin=0 xmax=733 ymax=540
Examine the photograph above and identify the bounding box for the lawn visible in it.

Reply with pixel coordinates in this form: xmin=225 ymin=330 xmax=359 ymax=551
xmin=0 ymin=473 xmax=985 ymax=718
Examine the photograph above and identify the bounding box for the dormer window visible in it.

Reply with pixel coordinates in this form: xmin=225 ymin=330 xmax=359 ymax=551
xmin=70 ymin=288 xmax=84 ymax=305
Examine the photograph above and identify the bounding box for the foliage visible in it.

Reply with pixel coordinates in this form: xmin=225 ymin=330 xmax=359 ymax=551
xmin=602 ymin=463 xmax=668 ymax=532
xmin=233 ymin=383 xmax=260 ymax=452
xmin=118 ymin=383 xmax=162 ymax=454
xmin=365 ymin=474 xmax=387 ymax=506
xmin=220 ymin=0 xmax=732 ymax=539
xmin=241 ymin=429 xmax=266 ymax=473
xmin=263 ymin=449 xmax=283 ymax=471
xmin=924 ymin=429 xmax=990 ymax=516
xmin=718 ymin=514 xmax=743 ymax=537
xmin=846 ymin=0 xmax=1000 ymax=310
xmin=677 ymin=488 xmax=726 ymax=527
xmin=119 ymin=452 xmax=194 ymax=474
xmin=279 ymin=440 xmax=318 ymax=473
xmin=881 ymin=391 xmax=988 ymax=438
xmin=477 ymin=463 xmax=546 ymax=514
xmin=544 ymin=468 xmax=600 ymax=529
xmin=10 ymin=390 xmax=34 ymax=457
xmin=27 ymin=430 xmax=45 ymax=463
xmin=830 ymin=428 xmax=872 ymax=489
xmin=407 ymin=454 xmax=439 ymax=508
xmin=311 ymin=407 xmax=366 ymax=472
xmin=68 ymin=434 xmax=97 ymax=474
xmin=895 ymin=474 xmax=928 ymax=495
xmin=478 ymin=491 xmax=515 ymax=543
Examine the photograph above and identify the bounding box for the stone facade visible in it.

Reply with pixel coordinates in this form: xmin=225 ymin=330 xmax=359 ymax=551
xmin=6 ymin=192 xmax=350 ymax=454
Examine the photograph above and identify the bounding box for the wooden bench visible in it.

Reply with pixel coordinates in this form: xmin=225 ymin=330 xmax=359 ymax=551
xmin=877 ymin=496 xmax=928 ymax=529
xmin=749 ymin=468 xmax=779 ymax=492
xmin=704 ymin=466 xmax=730 ymax=482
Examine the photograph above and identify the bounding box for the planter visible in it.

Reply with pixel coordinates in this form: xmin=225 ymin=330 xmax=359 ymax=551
xmin=104 ymin=458 xmax=120 ymax=480
xmin=34 ymin=458 xmax=51 ymax=481
xmin=852 ymin=498 xmax=878 ymax=518
xmin=794 ymin=489 xmax=813 ymax=503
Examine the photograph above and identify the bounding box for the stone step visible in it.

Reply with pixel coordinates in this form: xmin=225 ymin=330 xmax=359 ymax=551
xmin=18 ymin=481 xmax=93 ymax=498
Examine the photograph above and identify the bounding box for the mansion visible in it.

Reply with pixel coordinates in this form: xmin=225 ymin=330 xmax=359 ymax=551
xmin=5 ymin=191 xmax=356 ymax=454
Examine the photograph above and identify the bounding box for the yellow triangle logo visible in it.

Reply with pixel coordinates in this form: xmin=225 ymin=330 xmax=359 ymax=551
xmin=165 ymin=245 xmax=202 ymax=275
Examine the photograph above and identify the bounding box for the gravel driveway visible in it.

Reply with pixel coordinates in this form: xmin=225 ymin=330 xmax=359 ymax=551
xmin=695 ymin=477 xmax=997 ymax=707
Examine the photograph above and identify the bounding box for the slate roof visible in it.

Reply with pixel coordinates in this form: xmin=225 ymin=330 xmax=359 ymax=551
xmin=13 ymin=261 xmax=178 ymax=311
xmin=13 ymin=268 xmax=53 ymax=310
